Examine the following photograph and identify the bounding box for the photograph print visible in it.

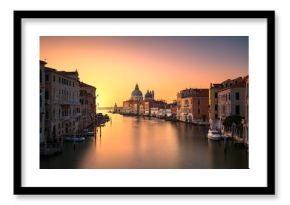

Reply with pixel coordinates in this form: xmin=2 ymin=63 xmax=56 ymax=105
xmin=40 ymin=36 xmax=249 ymax=169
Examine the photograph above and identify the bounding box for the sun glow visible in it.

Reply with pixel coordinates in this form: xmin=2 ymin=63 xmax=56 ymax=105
xmin=40 ymin=36 xmax=248 ymax=107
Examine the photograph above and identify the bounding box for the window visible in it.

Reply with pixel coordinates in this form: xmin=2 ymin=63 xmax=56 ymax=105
xmin=40 ymin=72 xmax=42 ymax=83
xmin=228 ymin=93 xmax=231 ymax=100
xmin=235 ymin=105 xmax=240 ymax=115
xmin=214 ymin=92 xmax=218 ymax=99
xmin=198 ymin=108 xmax=200 ymax=114
xmin=198 ymin=99 xmax=200 ymax=105
xmin=53 ymin=75 xmax=55 ymax=82
xmin=215 ymin=104 xmax=218 ymax=111
xmin=45 ymin=91 xmax=49 ymax=100
xmin=215 ymin=114 xmax=218 ymax=119
xmin=235 ymin=92 xmax=240 ymax=100
xmin=45 ymin=74 xmax=49 ymax=82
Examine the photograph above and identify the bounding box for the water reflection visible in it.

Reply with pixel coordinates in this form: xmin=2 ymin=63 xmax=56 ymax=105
xmin=40 ymin=111 xmax=248 ymax=169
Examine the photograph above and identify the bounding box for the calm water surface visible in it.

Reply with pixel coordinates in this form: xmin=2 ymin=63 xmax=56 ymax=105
xmin=41 ymin=111 xmax=248 ymax=169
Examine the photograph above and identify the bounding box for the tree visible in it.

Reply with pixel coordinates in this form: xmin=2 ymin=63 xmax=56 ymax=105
xmin=223 ymin=115 xmax=244 ymax=137
xmin=223 ymin=115 xmax=243 ymax=127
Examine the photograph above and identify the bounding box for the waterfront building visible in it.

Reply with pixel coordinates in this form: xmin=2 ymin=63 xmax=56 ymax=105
xmin=40 ymin=60 xmax=46 ymax=143
xmin=243 ymin=75 xmax=249 ymax=144
xmin=41 ymin=60 xmax=96 ymax=144
xmin=150 ymin=100 xmax=167 ymax=117
xmin=122 ymin=84 xmax=156 ymax=116
xmin=131 ymin=83 xmax=143 ymax=101
xmin=79 ymin=82 xmax=96 ymax=130
xmin=218 ymin=81 xmax=246 ymax=120
xmin=44 ymin=67 xmax=81 ymax=143
xmin=123 ymin=100 xmax=134 ymax=114
xmin=144 ymin=90 xmax=154 ymax=101
xmin=139 ymin=103 xmax=145 ymax=115
xmin=113 ymin=103 xmax=119 ymax=113
xmin=143 ymin=90 xmax=155 ymax=115
xmin=218 ymin=80 xmax=246 ymax=139
xmin=150 ymin=107 xmax=159 ymax=117
xmin=144 ymin=101 xmax=151 ymax=116
xmin=209 ymin=83 xmax=223 ymax=129
xmin=157 ymin=107 xmax=172 ymax=118
xmin=123 ymin=83 xmax=143 ymax=115
xmin=133 ymin=101 xmax=140 ymax=114
xmin=177 ymin=88 xmax=209 ymax=123
xmin=209 ymin=77 xmax=245 ymax=129
xmin=168 ymin=102 xmax=177 ymax=118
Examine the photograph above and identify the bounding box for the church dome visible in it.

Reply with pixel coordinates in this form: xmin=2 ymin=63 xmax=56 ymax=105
xmin=145 ymin=92 xmax=151 ymax=98
xmin=131 ymin=84 xmax=143 ymax=97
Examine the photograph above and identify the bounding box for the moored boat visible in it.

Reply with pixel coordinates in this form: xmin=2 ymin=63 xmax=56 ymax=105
xmin=207 ymin=129 xmax=222 ymax=141
xmin=64 ymin=135 xmax=85 ymax=142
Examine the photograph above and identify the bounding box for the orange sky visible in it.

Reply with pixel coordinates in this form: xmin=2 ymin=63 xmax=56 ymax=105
xmin=40 ymin=36 xmax=248 ymax=107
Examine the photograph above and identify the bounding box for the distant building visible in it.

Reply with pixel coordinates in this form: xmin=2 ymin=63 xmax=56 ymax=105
xmin=177 ymin=88 xmax=209 ymax=123
xmin=168 ymin=102 xmax=177 ymax=118
xmin=123 ymin=84 xmax=157 ymax=116
xmin=144 ymin=90 xmax=154 ymax=101
xmin=123 ymin=100 xmax=134 ymax=114
xmin=131 ymin=84 xmax=143 ymax=102
xmin=151 ymin=100 xmax=167 ymax=117
xmin=113 ymin=103 xmax=118 ymax=113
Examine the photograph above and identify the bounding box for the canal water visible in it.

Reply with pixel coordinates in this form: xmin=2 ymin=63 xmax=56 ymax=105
xmin=40 ymin=111 xmax=248 ymax=169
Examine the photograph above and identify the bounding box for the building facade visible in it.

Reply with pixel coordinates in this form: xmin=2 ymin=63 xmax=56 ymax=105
xmin=40 ymin=60 xmax=46 ymax=143
xmin=218 ymin=82 xmax=246 ymax=121
xmin=123 ymin=84 xmax=157 ymax=116
xmin=244 ymin=75 xmax=249 ymax=143
xmin=41 ymin=60 xmax=96 ymax=144
xmin=79 ymin=82 xmax=96 ymax=130
xmin=209 ymin=77 xmax=245 ymax=129
xmin=209 ymin=83 xmax=223 ymax=129
xmin=177 ymin=88 xmax=209 ymax=123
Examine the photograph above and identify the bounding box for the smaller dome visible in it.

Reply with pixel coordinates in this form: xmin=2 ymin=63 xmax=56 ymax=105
xmin=145 ymin=90 xmax=152 ymax=98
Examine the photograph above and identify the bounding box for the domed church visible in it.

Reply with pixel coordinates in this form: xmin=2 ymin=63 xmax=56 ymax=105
xmin=123 ymin=83 xmax=156 ymax=115
xmin=131 ymin=83 xmax=143 ymax=101
xmin=145 ymin=90 xmax=154 ymax=101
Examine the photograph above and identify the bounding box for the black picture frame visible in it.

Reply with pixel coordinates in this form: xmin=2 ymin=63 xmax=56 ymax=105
xmin=14 ymin=10 xmax=275 ymax=195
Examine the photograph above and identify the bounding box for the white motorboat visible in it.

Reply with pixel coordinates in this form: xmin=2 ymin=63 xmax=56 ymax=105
xmin=207 ymin=129 xmax=222 ymax=141
xmin=64 ymin=135 xmax=85 ymax=142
